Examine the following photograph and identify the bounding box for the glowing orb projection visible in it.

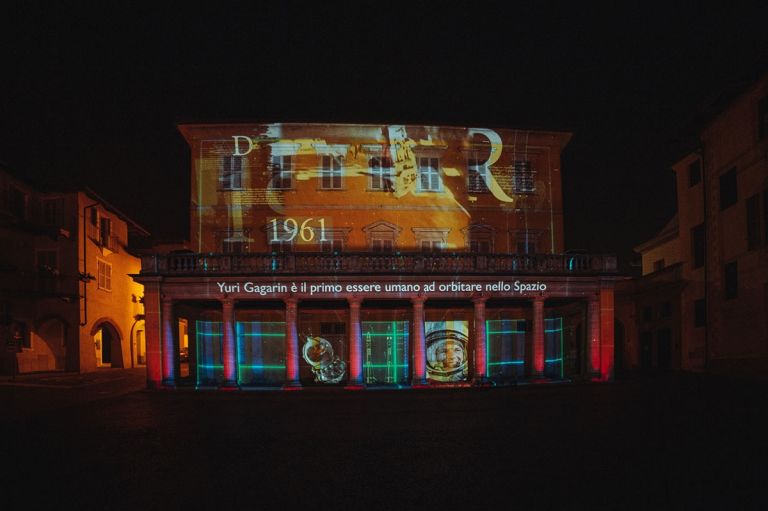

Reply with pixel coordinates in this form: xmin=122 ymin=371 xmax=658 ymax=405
xmin=301 ymin=335 xmax=347 ymax=383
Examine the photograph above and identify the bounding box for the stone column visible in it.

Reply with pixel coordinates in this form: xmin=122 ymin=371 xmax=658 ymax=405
xmin=599 ymin=287 xmax=615 ymax=381
xmin=283 ymin=298 xmax=302 ymax=389
xmin=221 ymin=299 xmax=238 ymax=389
xmin=143 ymin=280 xmax=162 ymax=388
xmin=161 ymin=297 xmax=176 ymax=387
xmin=411 ymin=297 xmax=427 ymax=386
xmin=532 ymin=298 xmax=545 ymax=378
xmin=345 ymin=297 xmax=364 ymax=389
xmin=472 ymin=297 xmax=488 ymax=385
xmin=588 ymin=297 xmax=601 ymax=378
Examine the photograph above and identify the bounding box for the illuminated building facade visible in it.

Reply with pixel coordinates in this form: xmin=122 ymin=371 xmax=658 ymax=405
xmin=0 ymin=168 xmax=148 ymax=374
xmin=135 ymin=123 xmax=617 ymax=389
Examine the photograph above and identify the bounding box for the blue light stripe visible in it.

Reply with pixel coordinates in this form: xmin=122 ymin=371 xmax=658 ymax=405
xmin=488 ymin=360 xmax=525 ymax=366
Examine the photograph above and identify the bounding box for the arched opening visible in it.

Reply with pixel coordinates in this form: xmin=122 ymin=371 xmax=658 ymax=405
xmin=36 ymin=318 xmax=67 ymax=371
xmin=92 ymin=321 xmax=124 ymax=368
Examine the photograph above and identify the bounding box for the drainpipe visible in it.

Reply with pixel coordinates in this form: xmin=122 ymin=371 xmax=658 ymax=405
xmin=80 ymin=203 xmax=99 ymax=327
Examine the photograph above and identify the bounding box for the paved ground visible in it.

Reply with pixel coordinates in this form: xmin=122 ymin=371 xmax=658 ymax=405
xmin=1 ymin=370 xmax=766 ymax=509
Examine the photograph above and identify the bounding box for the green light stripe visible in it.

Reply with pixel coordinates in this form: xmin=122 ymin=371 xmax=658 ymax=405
xmin=198 ymin=364 xmax=224 ymax=369
xmin=238 ymin=365 xmax=286 ymax=370
xmin=545 ymin=358 xmax=563 ymax=363
xmin=363 ymin=364 xmax=409 ymax=368
xmin=488 ymin=360 xmax=525 ymax=366
xmin=362 ymin=332 xmax=401 ymax=337
xmin=197 ymin=332 xmax=223 ymax=336
xmin=487 ymin=330 xmax=526 ymax=334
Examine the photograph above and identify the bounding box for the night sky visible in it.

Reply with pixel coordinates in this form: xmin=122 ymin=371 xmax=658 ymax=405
xmin=3 ymin=2 xmax=768 ymax=270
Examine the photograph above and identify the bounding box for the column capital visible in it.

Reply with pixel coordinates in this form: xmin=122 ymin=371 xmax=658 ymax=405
xmin=221 ymin=298 xmax=235 ymax=308
xmin=347 ymin=296 xmax=362 ymax=307
xmin=471 ymin=295 xmax=487 ymax=305
xmin=284 ymin=297 xmax=298 ymax=307
xmin=411 ymin=295 xmax=426 ymax=306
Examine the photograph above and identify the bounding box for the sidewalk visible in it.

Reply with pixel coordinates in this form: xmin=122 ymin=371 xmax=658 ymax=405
xmin=0 ymin=367 xmax=147 ymax=421
xmin=0 ymin=367 xmax=146 ymax=388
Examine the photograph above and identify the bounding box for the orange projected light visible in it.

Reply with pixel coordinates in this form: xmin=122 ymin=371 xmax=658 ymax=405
xmin=181 ymin=123 xmax=569 ymax=256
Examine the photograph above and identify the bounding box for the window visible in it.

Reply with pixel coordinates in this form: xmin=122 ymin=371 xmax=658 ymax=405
xmin=9 ymin=185 xmax=26 ymax=219
xmin=517 ymin=241 xmax=535 ymax=255
xmin=363 ymin=220 xmax=401 ymax=253
xmin=759 ymin=95 xmax=768 ymax=140
xmin=220 ymin=230 xmax=250 ymax=253
xmin=369 ymin=156 xmax=393 ymax=191
xmin=269 ymin=240 xmax=293 ymax=253
xmin=694 ymin=298 xmax=706 ymax=327
xmin=271 ymin=155 xmax=293 ymax=189
xmin=220 ymin=155 xmax=243 ymax=189
xmin=421 ymin=240 xmax=444 ymax=252
xmin=470 ymin=240 xmax=491 ymax=253
xmin=418 ymin=157 xmax=441 ymax=192
xmin=643 ymin=306 xmax=652 ymax=322
xmin=320 ymin=155 xmax=343 ymax=190
xmin=660 ymin=301 xmax=671 ymax=318
xmin=36 ymin=250 xmax=58 ymax=293
xmin=512 ymin=229 xmax=542 ymax=255
xmin=413 ymin=227 xmax=449 ymax=253
xmin=464 ymin=224 xmax=494 ymax=254
xmin=746 ymin=194 xmax=761 ymax=250
xmin=11 ymin=321 xmax=30 ymax=349
xmin=223 ymin=240 xmax=247 ymax=254
xmin=467 ymin=158 xmax=489 ymax=193
xmin=372 ymin=238 xmax=393 ymax=253
xmin=691 ymin=223 xmax=705 ymax=269
xmin=321 ymin=238 xmax=344 ymax=253
xmin=724 ymin=261 xmax=737 ymax=300
xmin=719 ymin=167 xmax=737 ymax=210
xmin=36 ymin=250 xmax=58 ymax=273
xmin=653 ymin=259 xmax=665 ymax=272
xmin=42 ymin=198 xmax=62 ymax=226
xmin=688 ymin=159 xmax=701 ymax=187
xmin=99 ymin=216 xmax=111 ymax=246
xmin=97 ymin=259 xmax=112 ymax=291
xmin=513 ymin=161 xmax=536 ymax=194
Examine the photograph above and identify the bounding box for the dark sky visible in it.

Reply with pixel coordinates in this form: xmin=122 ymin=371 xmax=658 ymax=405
xmin=3 ymin=2 xmax=768 ymax=269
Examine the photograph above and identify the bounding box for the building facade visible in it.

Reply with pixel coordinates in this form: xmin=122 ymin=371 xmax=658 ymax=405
xmin=621 ymin=71 xmax=768 ymax=374
xmin=135 ymin=123 xmax=618 ymax=389
xmin=0 ymin=168 xmax=147 ymax=374
xmin=699 ymin=73 xmax=768 ymax=372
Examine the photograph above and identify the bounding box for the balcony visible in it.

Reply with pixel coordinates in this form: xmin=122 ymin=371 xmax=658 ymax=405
xmin=140 ymin=252 xmax=617 ymax=276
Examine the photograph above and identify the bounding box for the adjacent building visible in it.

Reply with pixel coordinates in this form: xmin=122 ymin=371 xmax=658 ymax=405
xmin=0 ymin=168 xmax=148 ymax=374
xmin=135 ymin=123 xmax=618 ymax=389
xmin=620 ymin=71 xmax=768 ymax=374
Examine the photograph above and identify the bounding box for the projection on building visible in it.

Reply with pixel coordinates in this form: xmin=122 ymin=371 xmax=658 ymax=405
xmin=188 ymin=123 xmax=562 ymax=255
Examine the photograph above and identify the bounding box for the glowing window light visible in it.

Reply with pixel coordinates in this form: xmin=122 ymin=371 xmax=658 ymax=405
xmin=363 ymin=320 xmax=409 ymax=384
xmin=544 ymin=317 xmax=564 ymax=379
xmin=486 ymin=319 xmax=526 ymax=382
xmin=237 ymin=321 xmax=287 ymax=386
xmin=196 ymin=320 xmax=223 ymax=386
